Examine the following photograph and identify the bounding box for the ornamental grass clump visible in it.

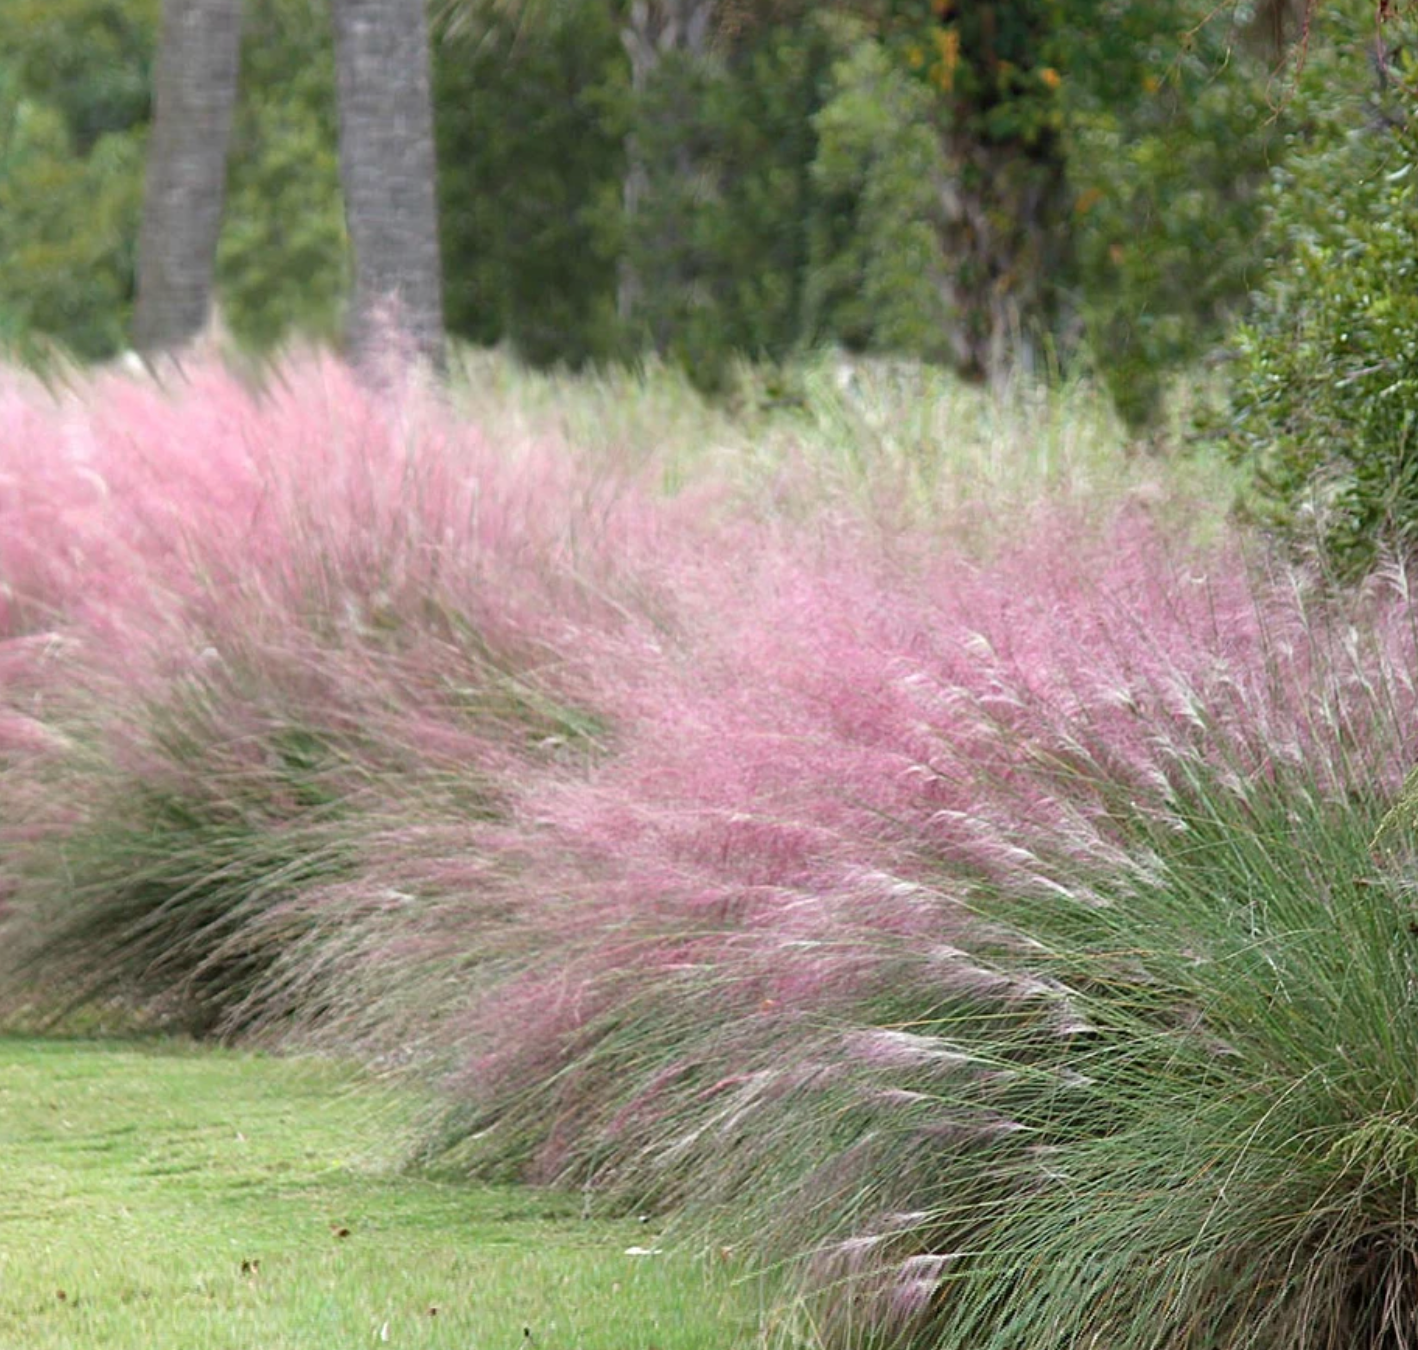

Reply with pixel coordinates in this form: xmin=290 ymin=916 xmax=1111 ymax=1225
xmin=394 ymin=528 xmax=1418 ymax=1350
xmin=781 ymin=728 xmax=1418 ymax=1350
xmin=0 ymin=354 xmax=645 ymax=1032
xmin=408 ymin=516 xmax=1417 ymax=1203
xmin=600 ymin=565 xmax=1418 ymax=1350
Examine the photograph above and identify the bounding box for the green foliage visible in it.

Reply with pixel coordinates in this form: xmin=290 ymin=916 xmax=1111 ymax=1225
xmin=700 ymin=23 xmax=835 ymax=362
xmin=802 ymin=0 xmax=1281 ymax=394
xmin=876 ymin=0 xmax=1074 ymax=375
xmin=846 ymin=0 xmax=1290 ymax=418
xmin=12 ymin=701 xmax=366 ymax=1034
xmin=0 ymin=0 xmax=349 ymax=360
xmin=1220 ymin=9 xmax=1418 ymax=573
xmin=448 ymin=343 xmax=1235 ymax=550
xmin=1373 ymin=761 xmax=1418 ymax=857
xmin=619 ymin=16 xmax=852 ymax=386
xmin=731 ymin=735 xmax=1417 ymax=1350
xmin=435 ymin=2 xmax=626 ymax=369
xmin=0 ymin=0 xmax=1387 ymax=436
xmin=420 ymin=0 xmax=1308 ymax=405
xmin=614 ymin=47 xmax=721 ymax=375
xmin=217 ymin=0 xmax=348 ymax=351
xmin=806 ymin=29 xmax=953 ymax=361
xmin=911 ymin=772 xmax=1417 ymax=1350
xmin=1067 ymin=23 xmax=1285 ymax=428
xmin=0 ymin=0 xmax=155 ymax=361
xmin=0 ymin=0 xmax=154 ymax=154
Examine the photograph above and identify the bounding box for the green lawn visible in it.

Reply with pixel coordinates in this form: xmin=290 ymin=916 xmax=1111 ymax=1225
xmin=0 ymin=1038 xmax=759 ymax=1349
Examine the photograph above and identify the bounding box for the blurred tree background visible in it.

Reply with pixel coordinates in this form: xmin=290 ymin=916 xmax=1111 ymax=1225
xmin=0 ymin=0 xmax=157 ymax=359
xmin=3 ymin=0 xmax=1418 ymax=569
xmin=216 ymin=0 xmax=347 ymax=351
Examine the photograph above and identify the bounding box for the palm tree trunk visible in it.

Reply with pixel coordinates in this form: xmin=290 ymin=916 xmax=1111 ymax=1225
xmin=330 ymin=0 xmax=444 ymax=370
xmin=132 ymin=0 xmax=243 ymax=356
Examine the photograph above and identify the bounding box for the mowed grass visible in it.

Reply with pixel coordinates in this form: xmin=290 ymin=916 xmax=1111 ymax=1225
xmin=0 ymin=1038 xmax=759 ymax=1350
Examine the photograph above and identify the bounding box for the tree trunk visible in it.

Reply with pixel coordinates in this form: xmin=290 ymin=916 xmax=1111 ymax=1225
xmin=930 ymin=1 xmax=1072 ymax=382
xmin=938 ymin=128 xmax=1071 ymax=383
xmin=1243 ymin=0 xmax=1304 ymax=61
xmin=131 ymin=0 xmax=243 ymax=356
xmin=330 ymin=0 xmax=444 ymax=370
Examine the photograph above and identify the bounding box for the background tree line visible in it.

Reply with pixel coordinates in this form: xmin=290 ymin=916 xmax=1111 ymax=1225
xmin=0 ymin=0 xmax=1298 ymax=385
xmin=2 ymin=0 xmax=1417 ymax=562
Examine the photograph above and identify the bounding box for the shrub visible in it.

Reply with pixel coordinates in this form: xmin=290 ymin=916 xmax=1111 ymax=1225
xmin=806 ymin=31 xmax=954 ymax=363
xmin=435 ymin=0 xmax=625 ymax=369
xmin=1219 ymin=8 xmax=1418 ymax=575
xmin=216 ymin=0 xmax=348 ymax=352
xmin=1068 ymin=42 xmax=1282 ymax=431
xmin=0 ymin=12 xmax=150 ymax=364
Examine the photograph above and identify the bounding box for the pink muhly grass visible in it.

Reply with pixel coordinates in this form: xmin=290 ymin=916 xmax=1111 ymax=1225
xmin=412 ymin=505 xmax=1417 ymax=1205
xmin=0 ymin=352 xmax=697 ymax=1028
xmin=1 ymin=353 xmax=699 ymax=657
xmin=410 ymin=514 xmax=1413 ymax=1345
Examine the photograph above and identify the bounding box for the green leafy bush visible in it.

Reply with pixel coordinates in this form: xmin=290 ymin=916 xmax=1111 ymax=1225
xmin=0 ymin=0 xmax=155 ymax=361
xmin=1220 ymin=11 xmax=1418 ymax=574
xmin=1068 ymin=35 xmax=1283 ymax=430
xmin=617 ymin=13 xmax=853 ymax=387
xmin=216 ymin=0 xmax=348 ymax=351
xmin=436 ymin=1 xmax=626 ymax=369
xmin=648 ymin=16 xmax=848 ymax=379
xmin=806 ymin=28 xmax=954 ymax=362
